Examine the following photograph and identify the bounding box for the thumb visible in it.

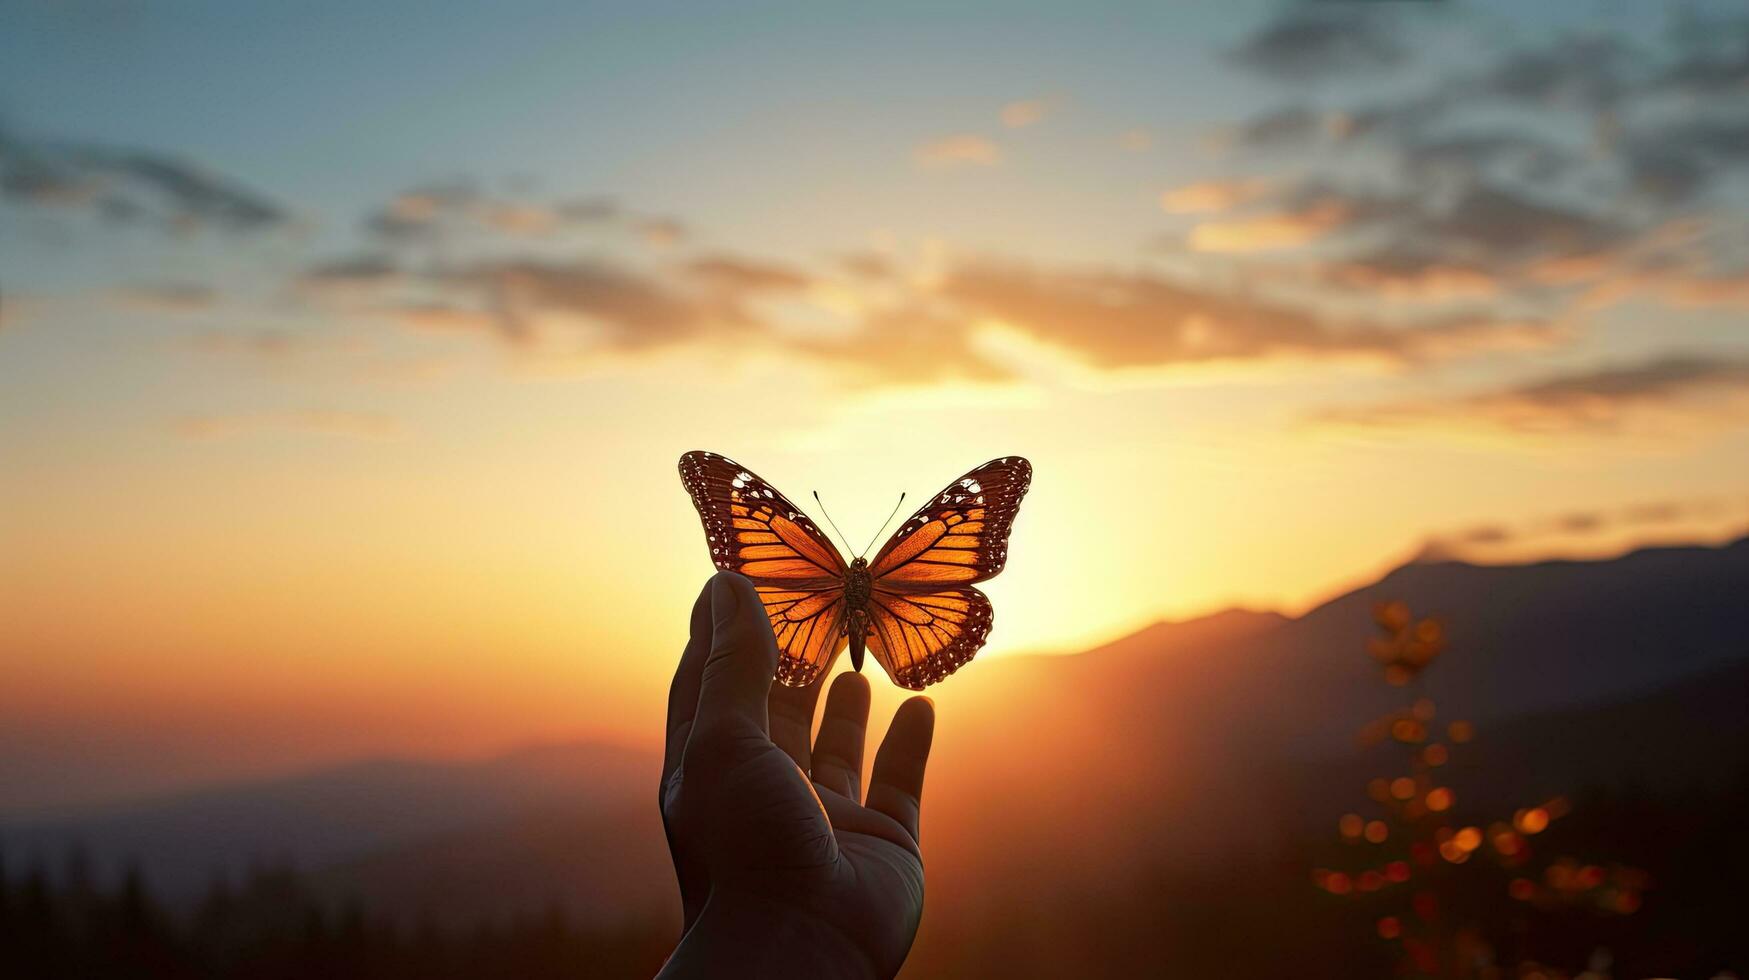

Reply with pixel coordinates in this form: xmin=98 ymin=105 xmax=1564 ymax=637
xmin=688 ymin=572 xmax=778 ymax=745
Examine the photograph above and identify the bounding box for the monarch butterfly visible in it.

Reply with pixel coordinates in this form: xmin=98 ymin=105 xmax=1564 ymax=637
xmin=679 ymin=451 xmax=1031 ymax=691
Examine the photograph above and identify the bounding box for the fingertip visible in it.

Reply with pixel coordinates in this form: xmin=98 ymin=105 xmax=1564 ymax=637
xmin=708 ymin=570 xmax=748 ymax=628
xmin=829 ymin=670 xmax=872 ymax=703
xmin=898 ymin=694 xmax=936 ymax=727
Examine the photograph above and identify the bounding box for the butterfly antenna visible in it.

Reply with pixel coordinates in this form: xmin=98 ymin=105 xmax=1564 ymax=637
xmin=859 ymin=492 xmax=907 ymax=559
xmin=812 ymin=491 xmax=856 ymax=557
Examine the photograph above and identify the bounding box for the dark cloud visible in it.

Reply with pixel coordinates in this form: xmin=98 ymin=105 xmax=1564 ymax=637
xmin=1230 ymin=5 xmax=1408 ymax=82
xmin=1229 ymin=104 xmax=1334 ymax=149
xmin=1316 ymin=353 xmax=1749 ymax=436
xmin=0 ymin=124 xmax=289 ymax=234
xmin=361 ymin=182 xmax=645 ymax=243
xmin=1509 ymin=355 xmax=1749 ymax=406
xmin=685 ymin=256 xmax=811 ymax=294
xmin=440 ymin=259 xmax=702 ymax=346
xmin=1477 ymin=35 xmax=1636 ymax=109
xmin=1418 ymin=495 xmax=1749 ymax=561
xmin=300 ymin=254 xmax=400 ymax=288
xmin=1399 ymin=131 xmax=1577 ymax=185
xmin=1402 ymin=183 xmax=1628 ymax=260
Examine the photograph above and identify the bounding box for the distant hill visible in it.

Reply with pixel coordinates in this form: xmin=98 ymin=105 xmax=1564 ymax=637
xmin=0 ymin=742 xmax=655 ymax=903
xmin=5 ymin=536 xmax=1746 ymax=940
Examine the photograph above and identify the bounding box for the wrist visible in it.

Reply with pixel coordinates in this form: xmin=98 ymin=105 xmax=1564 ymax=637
xmin=657 ymin=888 xmax=884 ymax=980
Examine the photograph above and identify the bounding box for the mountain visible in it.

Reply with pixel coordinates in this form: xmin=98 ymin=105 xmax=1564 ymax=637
xmin=0 ymin=742 xmax=655 ymax=903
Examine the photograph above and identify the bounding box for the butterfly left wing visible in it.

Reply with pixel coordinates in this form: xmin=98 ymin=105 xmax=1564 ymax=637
xmin=865 ymin=586 xmax=993 ymax=690
xmin=862 ymin=456 xmax=1031 ymax=689
xmin=679 ymin=450 xmax=850 ymax=687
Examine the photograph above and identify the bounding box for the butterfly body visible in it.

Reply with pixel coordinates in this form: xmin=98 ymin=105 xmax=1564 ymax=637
xmin=679 ymin=450 xmax=1031 ymax=691
xmin=844 ymin=557 xmax=873 ymax=673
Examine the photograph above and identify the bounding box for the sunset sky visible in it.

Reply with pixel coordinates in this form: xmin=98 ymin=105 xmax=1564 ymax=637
xmin=4 ymin=0 xmax=1749 ymax=811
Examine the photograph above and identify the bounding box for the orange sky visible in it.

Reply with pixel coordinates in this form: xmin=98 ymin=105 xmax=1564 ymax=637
xmin=4 ymin=1 xmax=1749 ymax=811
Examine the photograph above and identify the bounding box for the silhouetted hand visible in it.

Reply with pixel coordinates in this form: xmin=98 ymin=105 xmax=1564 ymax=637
xmin=657 ymin=572 xmax=935 ymax=980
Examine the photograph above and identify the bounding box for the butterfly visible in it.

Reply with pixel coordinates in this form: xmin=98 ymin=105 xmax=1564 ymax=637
xmin=679 ymin=451 xmax=1032 ymax=691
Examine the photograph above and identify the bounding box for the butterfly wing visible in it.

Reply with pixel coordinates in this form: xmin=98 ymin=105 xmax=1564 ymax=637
xmin=863 ymin=456 xmax=1031 ymax=689
xmin=865 ymin=586 xmax=993 ymax=690
xmin=679 ymin=450 xmax=850 ymax=687
xmin=868 ymin=456 xmax=1031 ymax=590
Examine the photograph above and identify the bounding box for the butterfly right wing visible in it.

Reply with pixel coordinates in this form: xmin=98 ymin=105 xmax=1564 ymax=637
xmin=678 ymin=450 xmax=850 ymax=687
xmin=865 ymin=585 xmax=993 ymax=690
xmin=869 ymin=456 xmax=1031 ymax=590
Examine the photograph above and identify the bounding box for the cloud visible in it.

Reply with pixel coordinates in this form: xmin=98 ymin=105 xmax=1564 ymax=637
xmin=1160 ymin=178 xmax=1272 ymax=215
xmin=792 ymin=305 xmax=1014 ymax=386
xmin=300 ymin=254 xmax=401 ymax=289
xmin=914 ymin=135 xmax=1001 ymax=168
xmin=0 ymin=124 xmax=289 ymax=234
xmin=1308 ymin=248 xmax=1501 ymax=299
xmin=1188 ymin=202 xmax=1353 ymax=252
xmin=447 ymin=259 xmax=703 ymax=346
xmin=636 ymin=216 xmax=686 ymax=247
xmin=932 ymin=260 xmax=1553 ymax=372
xmin=685 ymin=256 xmax=811 ymax=294
xmin=360 ymin=182 xmax=663 ymax=246
xmin=111 ymin=282 xmax=218 ymax=313
xmin=1315 ymin=354 xmax=1749 ymax=437
xmin=1000 ymin=97 xmax=1061 ymax=129
xmin=172 ymin=410 xmax=400 ymax=440
xmin=1225 ymin=104 xmax=1340 ymax=150
xmin=1229 ymin=5 xmax=1408 ymax=82
xmin=315 ymin=240 xmax=1558 ymax=388
xmin=1417 ymin=494 xmax=1749 ymax=562
xmin=1475 ymin=35 xmax=1634 ymax=109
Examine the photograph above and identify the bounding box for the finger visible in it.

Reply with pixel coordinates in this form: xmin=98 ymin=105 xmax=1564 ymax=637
xmin=662 ymin=578 xmax=716 ymax=786
xmin=810 ymin=672 xmax=870 ymax=800
xmin=866 ymin=696 xmax=935 ymax=843
xmin=769 ymin=669 xmax=826 ymax=772
xmin=688 ymin=572 xmax=778 ymax=745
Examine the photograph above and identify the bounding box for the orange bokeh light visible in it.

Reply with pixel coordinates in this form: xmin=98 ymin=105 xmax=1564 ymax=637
xmin=1515 ymin=807 xmax=1550 ymax=834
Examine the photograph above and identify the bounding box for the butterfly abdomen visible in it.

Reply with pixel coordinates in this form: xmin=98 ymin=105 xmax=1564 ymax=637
xmin=845 ymin=558 xmax=873 ymax=672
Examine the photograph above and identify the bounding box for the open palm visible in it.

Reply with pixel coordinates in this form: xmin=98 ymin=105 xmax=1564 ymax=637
xmin=658 ymin=573 xmax=935 ymax=980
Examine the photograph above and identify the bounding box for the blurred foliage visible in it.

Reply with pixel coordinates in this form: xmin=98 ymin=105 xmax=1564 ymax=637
xmin=1313 ymin=603 xmax=1654 ymax=979
xmin=0 ymin=853 xmax=670 ymax=979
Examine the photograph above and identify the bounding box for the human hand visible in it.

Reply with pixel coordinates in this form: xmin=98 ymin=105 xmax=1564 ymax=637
xmin=657 ymin=572 xmax=935 ymax=980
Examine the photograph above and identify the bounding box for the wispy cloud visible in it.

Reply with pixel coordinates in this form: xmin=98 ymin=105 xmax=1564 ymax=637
xmin=1159 ymin=178 xmax=1272 ymax=215
xmin=1000 ymin=97 xmax=1061 ymax=129
xmin=360 ymin=181 xmax=675 ymax=247
xmin=1314 ymin=354 xmax=1749 ymax=439
xmin=1418 ymin=494 xmax=1749 ymax=562
xmin=0 ymin=123 xmax=290 ymax=235
xmin=914 ymin=135 xmax=1001 ymax=168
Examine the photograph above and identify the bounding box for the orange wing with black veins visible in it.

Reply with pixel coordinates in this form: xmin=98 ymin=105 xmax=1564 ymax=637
xmin=679 ymin=451 xmax=850 ymax=687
